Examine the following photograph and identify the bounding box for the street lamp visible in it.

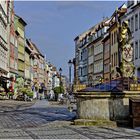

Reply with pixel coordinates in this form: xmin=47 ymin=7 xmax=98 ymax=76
xmin=68 ymin=60 xmax=73 ymax=84
xmin=68 ymin=60 xmax=73 ymax=93
xmin=59 ymin=68 xmax=62 ymax=94
xmin=59 ymin=67 xmax=62 ymax=87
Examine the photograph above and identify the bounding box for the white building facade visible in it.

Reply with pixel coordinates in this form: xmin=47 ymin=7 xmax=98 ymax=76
xmin=121 ymin=1 xmax=140 ymax=78
xmin=0 ymin=1 xmax=9 ymax=78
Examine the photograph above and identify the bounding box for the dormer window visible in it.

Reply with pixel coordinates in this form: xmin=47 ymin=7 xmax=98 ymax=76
xmin=127 ymin=0 xmax=134 ymax=8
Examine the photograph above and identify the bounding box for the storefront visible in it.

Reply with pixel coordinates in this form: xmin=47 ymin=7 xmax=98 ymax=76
xmin=0 ymin=76 xmax=9 ymax=93
xmin=0 ymin=69 xmax=9 ymax=92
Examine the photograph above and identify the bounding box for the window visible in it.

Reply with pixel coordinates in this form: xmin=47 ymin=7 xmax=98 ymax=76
xmin=114 ymin=53 xmax=115 ymax=66
xmin=10 ymin=34 xmax=14 ymax=45
xmin=114 ymin=31 xmax=116 ymax=44
xmin=111 ymin=54 xmax=113 ymax=67
xmin=127 ymin=0 xmax=134 ymax=8
xmin=17 ymin=27 xmax=24 ymax=38
xmin=104 ymin=63 xmax=110 ymax=73
xmin=112 ymin=33 xmax=113 ymax=46
xmin=98 ymin=29 xmax=102 ymax=37
xmin=104 ymin=43 xmax=109 ymax=53
xmin=88 ymin=46 xmax=93 ymax=56
xmin=94 ymin=44 xmax=103 ymax=55
xmin=139 ymin=12 xmax=140 ymax=29
xmin=115 ymin=31 xmax=117 ymax=43
xmin=80 ymin=52 xmax=82 ymax=61
xmin=116 ymin=53 xmax=118 ymax=66
xmin=139 ymin=40 xmax=140 ymax=58
xmin=94 ymin=61 xmax=103 ymax=73
xmin=131 ymin=16 xmax=134 ymax=33
xmin=81 ymin=68 xmax=82 ymax=76
xmin=135 ymin=14 xmax=138 ymax=31
xmin=135 ymin=41 xmax=138 ymax=59
xmin=89 ymin=64 xmax=93 ymax=73
xmin=113 ymin=32 xmax=115 ymax=44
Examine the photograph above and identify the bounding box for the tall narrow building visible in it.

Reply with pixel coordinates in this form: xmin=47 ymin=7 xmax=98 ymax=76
xmin=0 ymin=1 xmax=10 ymax=89
xmin=102 ymin=33 xmax=111 ymax=83
xmin=8 ymin=0 xmax=19 ymax=91
xmin=108 ymin=3 xmax=127 ymax=80
xmin=14 ymin=15 xmax=27 ymax=78
xmin=25 ymin=39 xmax=32 ymax=87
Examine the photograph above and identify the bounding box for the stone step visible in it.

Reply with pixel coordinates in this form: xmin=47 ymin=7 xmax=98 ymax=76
xmin=116 ymin=120 xmax=130 ymax=127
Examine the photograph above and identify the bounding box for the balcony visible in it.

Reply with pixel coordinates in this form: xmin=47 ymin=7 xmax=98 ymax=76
xmin=79 ymin=61 xmax=84 ymax=68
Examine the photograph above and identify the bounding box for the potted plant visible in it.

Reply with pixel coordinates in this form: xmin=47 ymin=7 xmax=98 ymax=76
xmin=7 ymin=92 xmax=14 ymax=99
xmin=53 ymin=86 xmax=64 ymax=101
xmin=27 ymin=91 xmax=33 ymax=101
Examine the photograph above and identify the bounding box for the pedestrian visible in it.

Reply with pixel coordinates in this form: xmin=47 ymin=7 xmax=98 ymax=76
xmin=39 ymin=86 xmax=43 ymax=100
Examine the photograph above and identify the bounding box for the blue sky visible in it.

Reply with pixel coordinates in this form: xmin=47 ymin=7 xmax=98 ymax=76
xmin=14 ymin=1 xmax=124 ymax=78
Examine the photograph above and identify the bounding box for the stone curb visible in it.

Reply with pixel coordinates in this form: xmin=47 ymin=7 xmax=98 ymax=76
xmin=74 ymin=119 xmax=117 ymax=127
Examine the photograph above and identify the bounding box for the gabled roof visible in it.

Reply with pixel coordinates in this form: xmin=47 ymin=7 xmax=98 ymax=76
xmin=74 ymin=18 xmax=109 ymax=41
xmin=15 ymin=14 xmax=27 ymax=26
xmin=28 ymin=39 xmax=44 ymax=58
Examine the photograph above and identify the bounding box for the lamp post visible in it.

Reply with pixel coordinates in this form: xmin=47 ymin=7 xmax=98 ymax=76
xmin=68 ymin=60 xmax=73 ymax=92
xmin=109 ymin=62 xmax=112 ymax=91
xmin=59 ymin=68 xmax=62 ymax=93
xmin=68 ymin=60 xmax=72 ymax=83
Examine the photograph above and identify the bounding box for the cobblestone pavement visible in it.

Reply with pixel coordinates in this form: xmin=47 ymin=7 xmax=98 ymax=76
xmin=0 ymin=100 xmax=140 ymax=139
xmin=0 ymin=100 xmax=35 ymax=112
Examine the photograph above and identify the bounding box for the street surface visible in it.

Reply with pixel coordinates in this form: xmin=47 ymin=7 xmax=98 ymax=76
xmin=0 ymin=100 xmax=140 ymax=139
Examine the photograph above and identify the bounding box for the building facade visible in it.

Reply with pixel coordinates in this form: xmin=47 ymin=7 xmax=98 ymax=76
xmin=25 ymin=39 xmax=32 ymax=87
xmin=121 ymin=1 xmax=140 ymax=78
xmin=108 ymin=4 xmax=127 ymax=80
xmin=14 ymin=15 xmax=27 ymax=78
xmin=8 ymin=0 xmax=19 ymax=91
xmin=87 ymin=42 xmax=94 ymax=86
xmin=74 ymin=27 xmax=95 ymax=85
xmin=108 ymin=22 xmax=119 ymax=80
xmin=38 ymin=54 xmax=45 ymax=87
xmin=102 ymin=33 xmax=111 ymax=83
xmin=74 ymin=19 xmax=109 ymax=86
xmin=0 ymin=1 xmax=9 ymax=81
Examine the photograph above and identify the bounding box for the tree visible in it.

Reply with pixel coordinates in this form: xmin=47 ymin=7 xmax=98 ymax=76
xmin=53 ymin=86 xmax=64 ymax=94
xmin=14 ymin=77 xmax=24 ymax=93
xmin=53 ymin=86 xmax=64 ymax=101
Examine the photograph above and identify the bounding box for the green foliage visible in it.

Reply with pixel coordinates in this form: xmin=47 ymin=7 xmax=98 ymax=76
xmin=14 ymin=77 xmax=24 ymax=90
xmin=53 ymin=86 xmax=64 ymax=94
xmin=7 ymin=92 xmax=14 ymax=96
xmin=27 ymin=91 xmax=33 ymax=98
xmin=17 ymin=87 xmax=33 ymax=98
xmin=17 ymin=88 xmax=25 ymax=94
xmin=0 ymin=86 xmax=4 ymax=92
xmin=21 ymin=88 xmax=29 ymax=94
xmin=0 ymin=92 xmax=6 ymax=96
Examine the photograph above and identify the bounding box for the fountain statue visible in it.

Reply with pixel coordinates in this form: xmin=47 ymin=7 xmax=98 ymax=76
xmin=117 ymin=20 xmax=135 ymax=78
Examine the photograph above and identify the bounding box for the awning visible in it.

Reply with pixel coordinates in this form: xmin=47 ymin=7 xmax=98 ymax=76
xmin=0 ymin=76 xmax=10 ymax=82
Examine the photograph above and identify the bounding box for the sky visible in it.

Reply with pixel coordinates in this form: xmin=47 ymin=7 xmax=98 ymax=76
xmin=14 ymin=1 xmax=124 ymax=78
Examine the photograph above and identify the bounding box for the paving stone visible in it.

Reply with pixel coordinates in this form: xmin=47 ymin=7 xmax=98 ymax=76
xmin=0 ymin=100 xmax=140 ymax=138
